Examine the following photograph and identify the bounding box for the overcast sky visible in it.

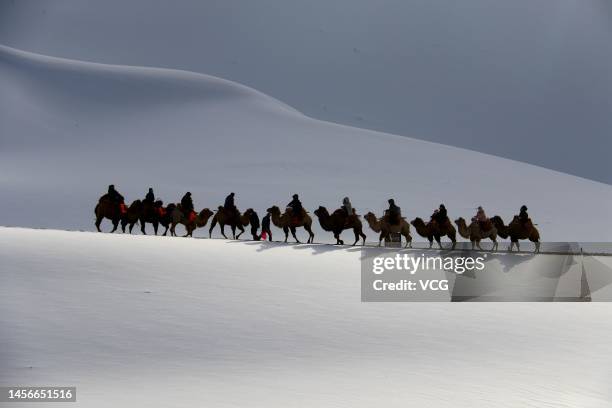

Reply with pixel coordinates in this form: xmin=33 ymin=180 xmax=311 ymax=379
xmin=1 ymin=0 xmax=610 ymax=184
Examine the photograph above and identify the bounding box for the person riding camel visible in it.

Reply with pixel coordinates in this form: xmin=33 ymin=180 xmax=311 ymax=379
xmin=287 ymin=194 xmax=303 ymax=219
xmin=106 ymin=184 xmax=124 ymax=204
xmin=103 ymin=184 xmax=126 ymax=215
xmin=144 ymin=187 xmax=155 ymax=204
xmin=518 ymin=205 xmax=529 ymax=225
xmin=386 ymin=199 xmax=401 ymax=225
xmin=342 ymin=197 xmax=353 ymax=218
xmin=432 ymin=204 xmax=448 ymax=227
xmin=181 ymin=192 xmax=195 ymax=220
xmin=473 ymin=206 xmax=491 ymax=231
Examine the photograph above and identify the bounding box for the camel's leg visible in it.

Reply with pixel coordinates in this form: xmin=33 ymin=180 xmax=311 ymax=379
xmin=290 ymin=227 xmax=301 ymax=243
xmin=360 ymin=232 xmax=367 ymax=246
xmin=95 ymin=216 xmax=103 ymax=232
xmin=450 ymin=233 xmax=457 ymax=250
xmin=140 ymin=219 xmax=147 ymax=235
xmin=378 ymin=232 xmax=384 ymax=246
xmin=534 ymin=241 xmax=540 ymax=253
xmin=153 ymin=221 xmax=159 ymax=236
xmin=304 ymin=224 xmax=314 ymax=244
xmin=162 ymin=225 xmax=169 ymax=236
xmin=209 ymin=218 xmax=217 ymax=238
xmin=516 ymin=241 xmax=520 ymax=252
xmin=170 ymin=222 xmax=177 ymax=237
xmin=491 ymin=239 xmax=498 ymax=251
xmin=471 ymin=240 xmax=475 ymax=250
xmin=220 ymin=223 xmax=228 ymax=239
xmin=283 ymin=227 xmax=289 ymax=243
xmin=476 ymin=241 xmax=483 ymax=251
xmin=129 ymin=222 xmax=136 ymax=234
xmin=351 ymin=229 xmax=359 ymax=246
xmin=435 ymin=236 xmax=442 ymax=249
xmin=404 ymin=234 xmax=412 ymax=248
xmin=428 ymin=237 xmax=433 ymax=248
xmin=110 ymin=219 xmax=119 ymax=233
xmin=120 ymin=219 xmax=127 ymax=233
xmin=236 ymin=225 xmax=245 ymax=240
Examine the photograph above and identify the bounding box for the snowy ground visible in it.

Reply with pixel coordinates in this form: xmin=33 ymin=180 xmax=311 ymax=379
xmin=1 ymin=45 xmax=611 ymax=243
xmin=2 ymin=227 xmax=612 ymax=407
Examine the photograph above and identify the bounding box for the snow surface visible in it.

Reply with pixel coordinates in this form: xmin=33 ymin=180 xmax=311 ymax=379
xmin=2 ymin=227 xmax=612 ymax=407
xmin=1 ymin=45 xmax=611 ymax=242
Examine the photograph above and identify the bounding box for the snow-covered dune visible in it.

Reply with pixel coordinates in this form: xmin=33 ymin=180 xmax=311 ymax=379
xmin=2 ymin=227 xmax=612 ymax=407
xmin=1 ymin=44 xmax=611 ymax=241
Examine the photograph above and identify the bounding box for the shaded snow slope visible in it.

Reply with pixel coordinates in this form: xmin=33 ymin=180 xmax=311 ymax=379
xmin=2 ymin=0 xmax=611 ymax=183
xmin=2 ymin=227 xmax=612 ymax=407
xmin=1 ymin=45 xmax=611 ymax=241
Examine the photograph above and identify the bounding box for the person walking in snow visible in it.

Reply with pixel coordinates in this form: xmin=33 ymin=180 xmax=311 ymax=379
xmin=249 ymin=209 xmax=260 ymax=240
xmin=261 ymin=211 xmax=272 ymax=241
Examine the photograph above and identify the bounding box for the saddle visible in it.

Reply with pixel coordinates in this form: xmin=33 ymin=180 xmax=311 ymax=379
xmin=119 ymin=203 xmax=127 ymax=215
xmin=188 ymin=211 xmax=197 ymax=223
xmin=286 ymin=207 xmax=305 ymax=224
xmin=478 ymin=219 xmax=493 ymax=232
xmin=156 ymin=207 xmax=167 ymax=218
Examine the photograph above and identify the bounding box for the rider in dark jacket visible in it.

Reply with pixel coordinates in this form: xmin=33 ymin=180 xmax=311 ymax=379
xmin=107 ymin=184 xmax=124 ymax=204
xmin=287 ymin=194 xmax=303 ymax=217
xmin=435 ymin=204 xmax=448 ymax=225
xmin=181 ymin=192 xmax=194 ymax=213
xmin=144 ymin=188 xmax=155 ymax=204
xmin=387 ymin=199 xmax=401 ymax=224
xmin=519 ymin=205 xmax=529 ymax=224
xmin=224 ymin=192 xmax=236 ymax=210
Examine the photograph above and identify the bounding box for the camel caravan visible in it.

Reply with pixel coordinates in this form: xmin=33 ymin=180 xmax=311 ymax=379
xmin=95 ymin=186 xmax=541 ymax=252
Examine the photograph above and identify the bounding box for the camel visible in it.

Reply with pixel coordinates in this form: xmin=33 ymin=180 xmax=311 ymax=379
xmin=170 ymin=206 xmax=214 ymax=237
xmin=490 ymin=215 xmax=540 ymax=253
xmin=363 ymin=212 xmax=412 ymax=248
xmin=121 ymin=200 xmax=143 ymax=234
xmin=94 ymin=197 xmax=125 ymax=232
xmin=120 ymin=200 xmax=162 ymax=235
xmin=208 ymin=207 xmax=254 ymax=239
xmin=313 ymin=206 xmax=366 ymax=245
xmin=157 ymin=203 xmax=176 ymax=236
xmin=267 ymin=205 xmax=315 ymax=244
xmin=455 ymin=217 xmax=498 ymax=251
xmin=410 ymin=217 xmax=457 ymax=249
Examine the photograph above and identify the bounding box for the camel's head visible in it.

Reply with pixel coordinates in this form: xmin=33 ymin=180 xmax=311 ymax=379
xmin=243 ymin=208 xmax=254 ymax=217
xmin=410 ymin=217 xmax=425 ymax=227
xmin=455 ymin=217 xmax=466 ymax=226
xmin=364 ymin=212 xmax=376 ymax=223
xmin=199 ymin=208 xmax=214 ymax=219
xmin=313 ymin=206 xmax=328 ymax=218
xmin=267 ymin=206 xmax=281 ymax=216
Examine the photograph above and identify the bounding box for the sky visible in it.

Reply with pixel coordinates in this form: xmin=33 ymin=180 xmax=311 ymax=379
xmin=1 ymin=0 xmax=610 ymax=184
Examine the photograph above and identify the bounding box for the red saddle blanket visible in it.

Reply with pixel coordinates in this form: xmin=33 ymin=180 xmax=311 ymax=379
xmin=188 ymin=211 xmax=197 ymax=223
xmin=119 ymin=203 xmax=127 ymax=215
